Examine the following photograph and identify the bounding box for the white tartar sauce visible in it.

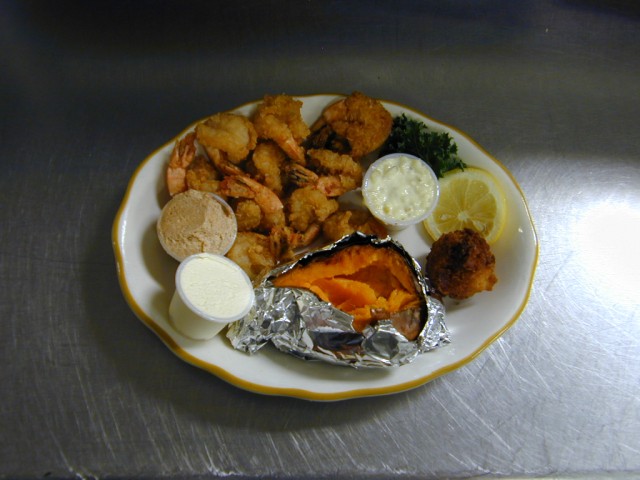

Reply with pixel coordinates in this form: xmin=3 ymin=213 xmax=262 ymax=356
xmin=364 ymin=154 xmax=439 ymax=223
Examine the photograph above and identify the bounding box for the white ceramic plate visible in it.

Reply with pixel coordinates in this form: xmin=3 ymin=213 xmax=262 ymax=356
xmin=112 ymin=94 xmax=538 ymax=401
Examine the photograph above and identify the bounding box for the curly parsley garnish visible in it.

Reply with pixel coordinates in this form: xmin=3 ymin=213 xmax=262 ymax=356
xmin=381 ymin=114 xmax=467 ymax=178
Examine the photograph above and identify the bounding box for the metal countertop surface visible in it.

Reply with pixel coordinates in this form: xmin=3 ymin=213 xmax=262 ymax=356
xmin=2 ymin=1 xmax=639 ymax=479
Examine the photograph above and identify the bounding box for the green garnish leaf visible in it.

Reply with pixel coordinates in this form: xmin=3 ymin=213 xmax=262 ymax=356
xmin=381 ymin=114 xmax=467 ymax=178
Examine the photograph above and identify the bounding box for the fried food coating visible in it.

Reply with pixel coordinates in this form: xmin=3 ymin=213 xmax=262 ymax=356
xmin=166 ymin=131 xmax=197 ymax=197
xmin=185 ymin=155 xmax=222 ymax=196
xmin=286 ymin=186 xmax=339 ymax=233
xmin=163 ymin=93 xmax=394 ymax=279
xmin=320 ymin=91 xmax=393 ymax=158
xmin=251 ymin=141 xmax=286 ymax=196
xmin=196 ymin=113 xmax=257 ymax=164
xmin=425 ymin=228 xmax=497 ymax=299
xmin=226 ymin=232 xmax=276 ymax=282
xmin=322 ymin=209 xmax=388 ymax=242
xmin=252 ymin=94 xmax=310 ymax=163
xmin=307 ymin=148 xmax=363 ymax=196
xmin=233 ymin=199 xmax=262 ymax=232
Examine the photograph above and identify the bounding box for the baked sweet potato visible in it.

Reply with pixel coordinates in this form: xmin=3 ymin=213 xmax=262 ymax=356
xmin=272 ymin=243 xmax=421 ymax=335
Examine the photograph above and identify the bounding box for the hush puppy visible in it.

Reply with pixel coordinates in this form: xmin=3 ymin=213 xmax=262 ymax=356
xmin=426 ymin=228 xmax=497 ymax=299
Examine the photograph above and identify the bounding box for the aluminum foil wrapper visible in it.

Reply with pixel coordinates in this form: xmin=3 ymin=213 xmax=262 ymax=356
xmin=227 ymin=233 xmax=449 ymax=368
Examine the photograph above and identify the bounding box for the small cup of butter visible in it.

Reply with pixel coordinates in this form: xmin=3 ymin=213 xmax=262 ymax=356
xmin=169 ymin=253 xmax=254 ymax=340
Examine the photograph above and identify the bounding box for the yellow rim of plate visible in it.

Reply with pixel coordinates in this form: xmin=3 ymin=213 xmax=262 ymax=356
xmin=111 ymin=93 xmax=540 ymax=401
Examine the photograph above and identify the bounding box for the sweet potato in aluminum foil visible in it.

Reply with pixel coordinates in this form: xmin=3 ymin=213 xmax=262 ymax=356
xmin=227 ymin=233 xmax=449 ymax=368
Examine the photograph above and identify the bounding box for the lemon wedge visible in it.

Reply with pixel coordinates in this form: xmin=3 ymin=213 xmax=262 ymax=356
xmin=423 ymin=167 xmax=507 ymax=244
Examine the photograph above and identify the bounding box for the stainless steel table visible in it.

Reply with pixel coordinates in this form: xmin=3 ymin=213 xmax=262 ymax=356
xmin=2 ymin=1 xmax=639 ymax=478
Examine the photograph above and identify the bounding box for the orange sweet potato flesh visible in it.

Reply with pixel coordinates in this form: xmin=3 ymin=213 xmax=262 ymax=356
xmin=273 ymin=244 xmax=422 ymax=335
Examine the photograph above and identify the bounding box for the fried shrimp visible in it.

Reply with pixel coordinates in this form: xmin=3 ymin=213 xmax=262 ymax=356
xmin=207 ymin=147 xmax=245 ymax=177
xmin=196 ymin=113 xmax=258 ymax=164
xmin=320 ymin=91 xmax=393 ymax=158
xmin=270 ymin=224 xmax=322 ymax=260
xmin=234 ymin=199 xmax=262 ymax=232
xmin=184 ymin=155 xmax=223 ymax=195
xmin=220 ymin=175 xmax=285 ymax=229
xmin=282 ymin=150 xmax=362 ymax=197
xmin=425 ymin=228 xmax=498 ymax=300
xmin=304 ymin=123 xmax=351 ymax=154
xmin=251 ymin=141 xmax=286 ymax=196
xmin=226 ymin=232 xmax=276 ymax=282
xmin=307 ymin=148 xmax=363 ymax=197
xmin=166 ymin=131 xmax=197 ymax=196
xmin=286 ymin=186 xmax=339 ymax=233
xmin=322 ymin=209 xmax=388 ymax=242
xmin=284 ymin=162 xmax=319 ymax=188
xmin=252 ymin=95 xmax=310 ymax=164
xmin=162 ymin=92 xmax=397 ymax=280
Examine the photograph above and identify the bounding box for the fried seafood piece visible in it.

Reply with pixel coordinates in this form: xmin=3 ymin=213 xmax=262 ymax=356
xmin=226 ymin=232 xmax=276 ymax=282
xmin=207 ymin=148 xmax=248 ymax=176
xmin=252 ymin=95 xmax=310 ymax=164
xmin=286 ymin=186 xmax=339 ymax=233
xmin=322 ymin=209 xmax=388 ymax=242
xmin=207 ymin=147 xmax=246 ymax=177
xmin=270 ymin=224 xmax=322 ymax=261
xmin=283 ymin=162 xmax=319 ymax=189
xmin=425 ymin=228 xmax=498 ymax=300
xmin=185 ymin=155 xmax=223 ymax=196
xmin=307 ymin=149 xmax=363 ymax=196
xmin=233 ymin=199 xmax=262 ymax=232
xmin=196 ymin=113 xmax=258 ymax=164
xmin=304 ymin=122 xmax=351 ymax=154
xmin=220 ymin=175 xmax=286 ymax=230
xmin=317 ymin=92 xmax=392 ymax=158
xmin=282 ymin=149 xmax=362 ymax=197
xmin=251 ymin=141 xmax=286 ymax=196
xmin=166 ymin=131 xmax=197 ymax=196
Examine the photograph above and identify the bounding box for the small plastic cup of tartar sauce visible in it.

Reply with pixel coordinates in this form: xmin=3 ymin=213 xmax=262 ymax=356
xmin=169 ymin=253 xmax=254 ymax=340
xmin=362 ymin=153 xmax=440 ymax=232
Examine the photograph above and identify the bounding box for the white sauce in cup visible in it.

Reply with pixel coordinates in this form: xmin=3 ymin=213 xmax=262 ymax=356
xmin=169 ymin=253 xmax=254 ymax=340
xmin=362 ymin=153 xmax=439 ymax=231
